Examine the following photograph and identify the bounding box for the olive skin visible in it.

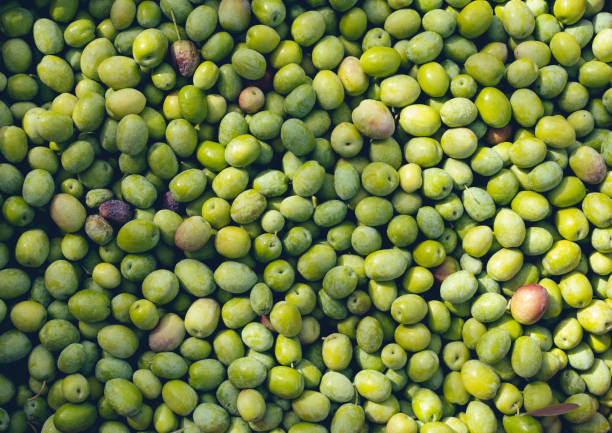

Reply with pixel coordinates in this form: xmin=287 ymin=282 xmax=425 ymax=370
xmin=510 ymin=284 xmax=550 ymax=325
xmin=0 ymin=1 xmax=611 ymax=430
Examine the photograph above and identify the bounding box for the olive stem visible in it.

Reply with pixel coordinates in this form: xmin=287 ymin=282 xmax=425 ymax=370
xmin=169 ymin=8 xmax=181 ymax=41
xmin=27 ymin=380 xmax=46 ymax=401
xmin=463 ymin=185 xmax=480 ymax=205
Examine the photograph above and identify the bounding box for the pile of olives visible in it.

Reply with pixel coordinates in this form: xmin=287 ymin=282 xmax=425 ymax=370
xmin=0 ymin=0 xmax=611 ymax=432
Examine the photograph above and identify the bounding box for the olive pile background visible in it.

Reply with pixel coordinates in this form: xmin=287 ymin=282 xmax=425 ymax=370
xmin=0 ymin=0 xmax=611 ymax=432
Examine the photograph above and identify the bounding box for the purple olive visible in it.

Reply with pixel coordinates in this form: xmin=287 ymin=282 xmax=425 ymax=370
xmin=99 ymin=200 xmax=133 ymax=225
xmin=171 ymin=40 xmax=199 ymax=77
xmin=248 ymin=69 xmax=273 ymax=91
xmin=162 ymin=191 xmax=181 ymax=213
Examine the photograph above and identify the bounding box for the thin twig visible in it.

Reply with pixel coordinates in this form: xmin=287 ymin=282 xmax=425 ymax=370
xmin=463 ymin=184 xmax=480 ymax=205
xmin=169 ymin=9 xmax=181 ymax=41
xmin=27 ymin=380 xmax=46 ymax=401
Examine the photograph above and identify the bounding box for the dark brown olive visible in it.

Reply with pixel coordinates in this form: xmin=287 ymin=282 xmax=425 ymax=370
xmin=171 ymin=40 xmax=199 ymax=77
xmin=99 ymin=200 xmax=133 ymax=225
xmin=162 ymin=191 xmax=180 ymax=213
xmin=486 ymin=124 xmax=513 ymax=144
